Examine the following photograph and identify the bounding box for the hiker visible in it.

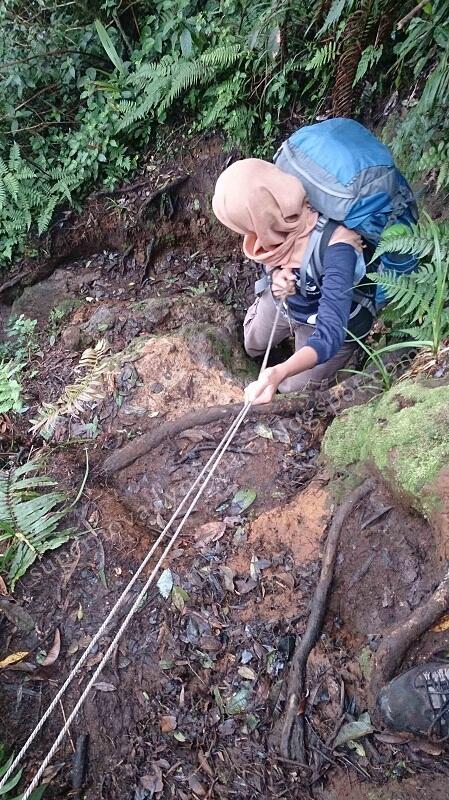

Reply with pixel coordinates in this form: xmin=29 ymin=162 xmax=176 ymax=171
xmin=212 ymin=158 xmax=377 ymax=405
xmin=213 ymin=119 xmax=418 ymax=406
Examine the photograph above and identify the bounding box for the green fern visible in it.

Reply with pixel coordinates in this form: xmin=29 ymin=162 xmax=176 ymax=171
xmin=371 ymin=215 xmax=449 ymax=354
xmin=119 ymin=45 xmax=242 ymax=130
xmin=0 ymin=458 xmax=76 ymax=591
xmin=305 ymin=40 xmax=339 ymax=71
xmin=353 ymin=43 xmax=383 ymax=85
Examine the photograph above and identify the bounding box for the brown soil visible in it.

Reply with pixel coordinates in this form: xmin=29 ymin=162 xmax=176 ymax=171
xmin=1 ymin=136 xmax=448 ymax=800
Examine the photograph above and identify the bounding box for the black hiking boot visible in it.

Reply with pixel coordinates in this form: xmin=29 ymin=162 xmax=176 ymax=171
xmin=378 ymin=661 xmax=449 ymax=741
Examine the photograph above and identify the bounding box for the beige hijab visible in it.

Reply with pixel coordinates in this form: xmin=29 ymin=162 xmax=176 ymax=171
xmin=212 ymin=158 xmax=318 ymax=269
xmin=212 ymin=158 xmax=362 ymax=268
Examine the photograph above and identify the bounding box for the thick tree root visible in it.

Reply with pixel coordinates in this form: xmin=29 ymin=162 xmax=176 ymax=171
xmin=279 ymin=479 xmax=375 ymax=761
xmin=100 ymin=394 xmax=319 ymax=474
xmin=368 ymin=566 xmax=449 ymax=709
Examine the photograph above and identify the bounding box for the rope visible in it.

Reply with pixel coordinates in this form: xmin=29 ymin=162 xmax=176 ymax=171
xmin=3 ymin=302 xmax=283 ymax=799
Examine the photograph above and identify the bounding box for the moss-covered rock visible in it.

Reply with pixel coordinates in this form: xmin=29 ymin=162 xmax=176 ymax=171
xmin=323 ymin=379 xmax=449 ymax=521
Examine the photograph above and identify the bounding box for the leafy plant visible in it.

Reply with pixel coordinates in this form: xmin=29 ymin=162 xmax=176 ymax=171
xmin=369 ymin=215 xmax=449 ymax=355
xmin=0 ymin=742 xmax=46 ymax=798
xmin=0 ymin=458 xmax=76 ymax=591
xmin=0 ymin=362 xmax=23 ymax=414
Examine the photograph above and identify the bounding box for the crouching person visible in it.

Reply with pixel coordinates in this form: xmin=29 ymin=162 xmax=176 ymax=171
xmin=212 ymin=158 xmax=376 ymax=405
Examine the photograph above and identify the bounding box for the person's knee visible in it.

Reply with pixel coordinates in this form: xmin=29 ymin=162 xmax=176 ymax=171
xmin=244 ymin=337 xmax=264 ymax=359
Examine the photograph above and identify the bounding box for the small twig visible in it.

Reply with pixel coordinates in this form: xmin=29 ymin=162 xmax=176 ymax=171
xmin=69 ymin=448 xmax=89 ymax=509
xmin=279 ymin=479 xmax=375 ymax=761
xmin=59 ymin=699 xmax=75 ymax=753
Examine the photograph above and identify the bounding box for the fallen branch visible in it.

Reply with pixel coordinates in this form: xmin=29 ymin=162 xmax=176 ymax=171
xmin=92 ymin=173 xmax=189 ymax=200
xmin=279 ymin=479 xmax=375 ymax=762
xmin=101 ymin=395 xmax=315 ymax=474
xmin=397 ymin=0 xmax=428 ymax=30
xmin=368 ymin=566 xmax=449 ymax=708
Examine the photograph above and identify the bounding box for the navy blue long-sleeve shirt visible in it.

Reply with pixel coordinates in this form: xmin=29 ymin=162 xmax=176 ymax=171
xmin=286 ymin=242 xmax=372 ymax=364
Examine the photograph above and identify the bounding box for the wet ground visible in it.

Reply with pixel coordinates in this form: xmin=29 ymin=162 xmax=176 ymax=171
xmin=1 ymin=137 xmax=449 ymax=799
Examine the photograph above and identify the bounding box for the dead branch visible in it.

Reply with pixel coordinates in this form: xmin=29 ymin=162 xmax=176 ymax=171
xmin=368 ymin=566 xmax=449 ymax=708
xmin=100 ymin=395 xmax=316 ymax=474
xmin=93 ymin=173 xmax=189 ymax=200
xmin=397 ymin=0 xmax=428 ymax=30
xmin=279 ymin=479 xmax=375 ymax=762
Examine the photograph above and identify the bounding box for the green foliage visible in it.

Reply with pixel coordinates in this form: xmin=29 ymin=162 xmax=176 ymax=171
xmin=0 ymin=362 xmax=23 ymax=414
xmin=0 ymin=0 xmax=447 ymax=268
xmin=0 ymin=457 xmax=76 ymax=591
xmin=0 ymin=315 xmax=39 ymax=414
xmin=385 ymin=0 xmax=449 ymax=183
xmin=0 ymin=742 xmax=46 ymax=798
xmin=370 ymin=216 xmax=449 ymax=354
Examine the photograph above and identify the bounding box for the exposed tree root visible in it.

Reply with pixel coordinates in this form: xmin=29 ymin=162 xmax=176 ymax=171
xmin=368 ymin=566 xmax=449 ymax=709
xmin=100 ymin=395 xmax=317 ymax=474
xmin=279 ymin=479 xmax=375 ymax=762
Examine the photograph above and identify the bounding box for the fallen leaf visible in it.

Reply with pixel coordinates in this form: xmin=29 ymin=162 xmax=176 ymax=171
xmin=160 ymin=715 xmax=177 ymax=733
xmin=231 ymin=488 xmax=257 ymax=513
xmin=76 ymin=603 xmax=84 ymax=621
xmin=226 ymin=687 xmax=251 ymax=716
xmin=173 ymin=731 xmax=187 ymax=742
xmin=235 ymin=577 xmax=258 ymax=595
xmin=171 ymin=585 xmax=189 ymax=612
xmin=194 ymin=521 xmax=226 ymax=548
xmin=94 ymin=681 xmax=117 ymax=692
xmin=0 ymin=597 xmax=35 ymax=632
xmin=220 ymin=565 xmax=235 ymax=592
xmin=0 ymin=576 xmax=8 ymax=596
xmin=432 ymin=613 xmax=449 ymax=632
xmin=272 ymin=420 xmax=291 ymax=444
xmin=188 ymin=775 xmax=206 ymax=797
xmin=0 ymin=650 xmax=29 ymax=669
xmin=197 ymin=749 xmax=214 ymax=779
xmin=139 ymin=764 xmax=163 ymax=795
xmin=409 ymin=738 xmax=443 ymax=756
xmin=334 ymin=712 xmax=373 ymax=748
xmin=374 ymin=732 xmax=410 ymax=745
xmin=42 ymin=629 xmax=61 ymax=666
xmin=157 ymin=568 xmax=173 ymax=599
xmin=238 ymin=666 xmax=257 ymax=681
xmin=348 ymin=739 xmax=366 ymax=757
xmin=218 ymin=718 xmax=236 ymax=736
xmin=254 ymin=422 xmax=273 ymax=440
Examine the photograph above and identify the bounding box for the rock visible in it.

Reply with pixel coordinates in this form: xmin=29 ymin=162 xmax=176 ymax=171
xmin=11 ymin=269 xmax=70 ymax=327
xmin=61 ymin=324 xmax=81 ymax=350
xmin=323 ymin=378 xmax=449 ymax=558
xmin=81 ymin=305 xmax=118 ymax=338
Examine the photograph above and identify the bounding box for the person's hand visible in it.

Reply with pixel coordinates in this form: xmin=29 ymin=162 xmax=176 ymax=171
xmin=271 ymin=267 xmax=296 ymax=299
xmin=244 ymin=366 xmax=283 ymax=405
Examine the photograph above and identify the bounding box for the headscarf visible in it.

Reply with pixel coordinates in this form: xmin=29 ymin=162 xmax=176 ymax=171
xmin=212 ymin=158 xmax=319 ymax=269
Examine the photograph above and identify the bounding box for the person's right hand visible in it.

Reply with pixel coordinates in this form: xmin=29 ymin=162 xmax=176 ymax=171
xmin=271 ymin=267 xmax=296 ymax=299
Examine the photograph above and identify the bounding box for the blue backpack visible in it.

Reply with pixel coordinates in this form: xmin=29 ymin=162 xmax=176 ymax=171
xmin=274 ymin=118 xmax=419 ymax=307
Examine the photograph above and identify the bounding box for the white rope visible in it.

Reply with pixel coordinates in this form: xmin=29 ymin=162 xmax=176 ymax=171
xmin=3 ymin=302 xmax=282 ymax=798
xmin=0 ymin=402 xmax=248 ymax=789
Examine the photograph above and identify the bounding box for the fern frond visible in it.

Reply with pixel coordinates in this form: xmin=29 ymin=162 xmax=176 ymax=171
xmin=305 ymin=40 xmax=338 ymax=72
xmin=373 ymin=221 xmax=449 ymax=260
xmin=30 ymin=339 xmax=109 ymax=438
xmin=0 ymin=457 xmax=75 ymax=590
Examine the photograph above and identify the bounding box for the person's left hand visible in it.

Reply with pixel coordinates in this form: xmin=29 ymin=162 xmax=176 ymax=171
xmin=244 ymin=366 xmax=283 ymax=405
